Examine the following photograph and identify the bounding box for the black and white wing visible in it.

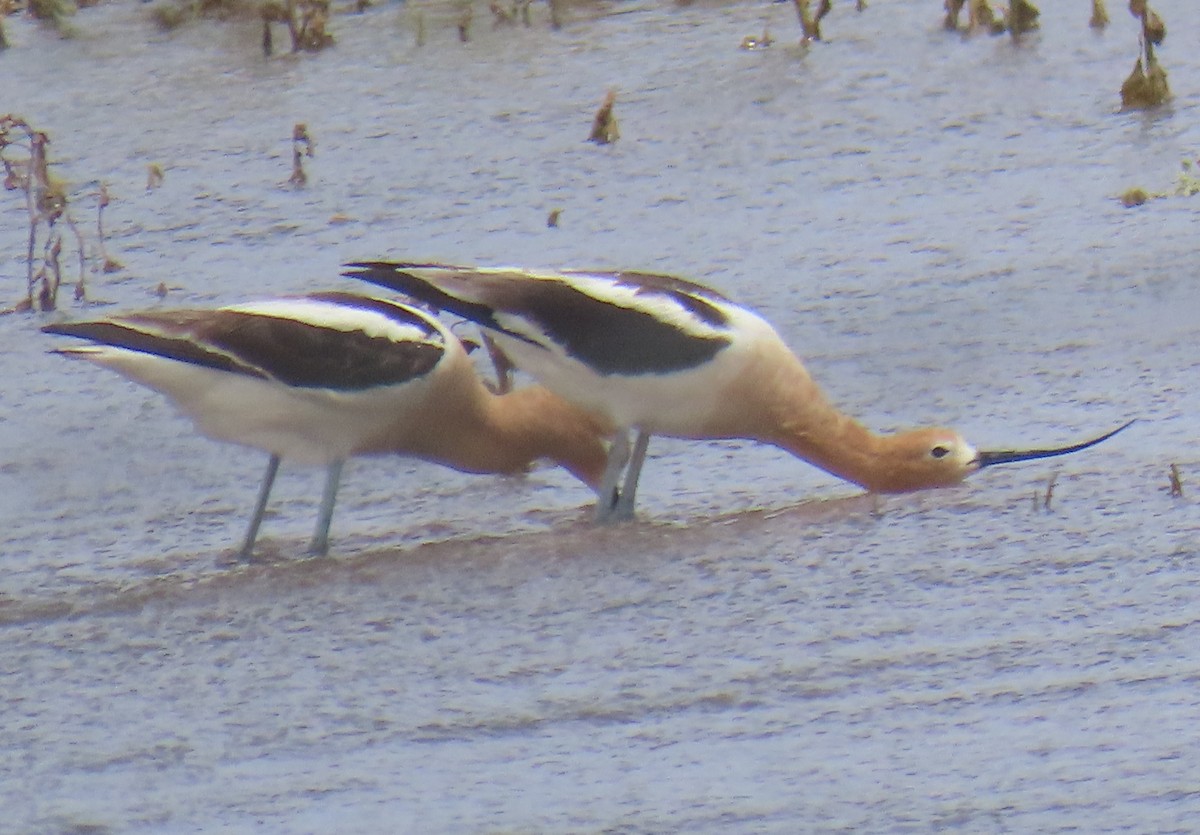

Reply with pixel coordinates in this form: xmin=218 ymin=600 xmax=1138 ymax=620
xmin=342 ymin=262 xmax=739 ymax=376
xmin=43 ymin=291 xmax=448 ymax=391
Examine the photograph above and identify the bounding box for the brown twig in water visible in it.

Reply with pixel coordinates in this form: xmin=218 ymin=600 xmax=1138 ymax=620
xmin=1169 ymin=463 xmax=1183 ymax=497
xmin=39 ymin=234 xmax=62 ymax=310
xmin=290 ymin=123 xmax=314 ymax=187
xmin=414 ymin=10 xmax=426 ymax=46
xmin=457 ymin=4 xmax=472 ymax=42
xmin=1042 ymin=471 xmax=1058 ymax=510
xmin=588 ymin=90 xmax=619 ymax=145
xmin=96 ymin=183 xmax=123 ymax=274
xmin=146 ymin=163 xmax=165 ymax=191
xmin=1091 ymin=0 xmax=1109 ymax=29
xmin=60 ymin=203 xmax=87 ymax=299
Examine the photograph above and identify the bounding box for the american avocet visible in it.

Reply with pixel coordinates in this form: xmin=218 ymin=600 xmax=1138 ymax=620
xmin=343 ymin=262 xmax=1133 ymax=522
xmin=43 ymin=292 xmax=609 ymax=557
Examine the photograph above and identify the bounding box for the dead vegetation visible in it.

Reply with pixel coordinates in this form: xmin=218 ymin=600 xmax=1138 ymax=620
xmin=96 ymin=182 xmax=123 ymax=274
xmin=261 ymin=0 xmax=333 ymax=53
xmin=1032 ymin=470 xmax=1059 ymax=511
xmin=149 ymin=0 xmax=261 ymax=31
xmin=0 ymin=0 xmax=15 ymax=47
xmin=3 ymin=0 xmax=595 ymax=50
xmin=146 ymin=163 xmax=165 ymax=191
xmin=149 ymin=0 xmax=334 ymax=53
xmin=942 ymin=0 xmax=1039 ymax=39
xmin=27 ymin=0 xmax=81 ymax=37
xmin=0 ymin=115 xmax=110 ymax=312
xmin=1118 ymin=155 xmax=1200 ymax=207
xmin=289 ymin=122 xmax=314 ymax=186
xmin=405 ymin=0 xmax=575 ymax=46
xmin=1119 ymin=186 xmax=1149 ymax=207
xmin=791 ymin=0 xmax=830 ymax=42
xmin=738 ymin=27 xmax=774 ymax=51
xmin=1168 ymin=464 xmax=1183 ymax=497
xmin=587 ymin=90 xmax=619 ymax=145
xmin=1120 ymin=0 xmax=1169 ymax=110
xmin=1006 ymin=0 xmax=1038 ymax=38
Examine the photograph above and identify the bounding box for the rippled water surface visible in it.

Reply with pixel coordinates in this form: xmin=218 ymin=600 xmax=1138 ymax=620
xmin=3 ymin=0 xmax=1200 ymax=830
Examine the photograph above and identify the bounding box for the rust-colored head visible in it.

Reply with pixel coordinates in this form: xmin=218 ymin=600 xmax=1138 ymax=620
xmin=863 ymin=428 xmax=980 ymax=493
xmin=490 ymin=385 xmax=613 ymax=491
xmin=864 ymin=420 xmax=1135 ymax=494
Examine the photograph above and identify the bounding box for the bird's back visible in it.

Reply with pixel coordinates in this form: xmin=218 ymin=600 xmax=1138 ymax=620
xmin=342 ymin=263 xmax=808 ymax=436
xmin=44 ymin=293 xmax=459 ymax=465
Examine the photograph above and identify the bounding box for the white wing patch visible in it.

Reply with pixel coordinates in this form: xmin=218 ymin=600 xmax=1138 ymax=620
xmin=453 ymin=266 xmax=733 ymax=341
xmin=224 ymin=298 xmax=439 ymax=346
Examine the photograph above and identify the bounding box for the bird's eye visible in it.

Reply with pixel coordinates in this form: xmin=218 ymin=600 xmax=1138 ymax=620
xmin=931 ymin=445 xmax=951 ymax=459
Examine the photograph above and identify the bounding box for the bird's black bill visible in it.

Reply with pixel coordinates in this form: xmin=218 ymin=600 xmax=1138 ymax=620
xmin=976 ymin=419 xmax=1136 ymax=468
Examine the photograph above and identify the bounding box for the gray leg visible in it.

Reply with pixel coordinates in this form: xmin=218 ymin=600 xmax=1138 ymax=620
xmin=309 ymin=459 xmax=344 ymax=556
xmin=594 ymin=431 xmax=630 ymax=524
xmin=240 ymin=453 xmax=281 ymax=560
xmin=612 ymin=430 xmax=650 ymax=521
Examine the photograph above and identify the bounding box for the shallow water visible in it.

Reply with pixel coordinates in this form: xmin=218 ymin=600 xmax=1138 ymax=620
xmin=2 ymin=0 xmax=1200 ymax=830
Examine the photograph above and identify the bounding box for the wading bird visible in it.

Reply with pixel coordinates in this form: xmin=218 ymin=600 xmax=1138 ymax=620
xmin=343 ymin=262 xmax=1133 ymax=522
xmin=43 ymin=292 xmax=609 ymax=557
